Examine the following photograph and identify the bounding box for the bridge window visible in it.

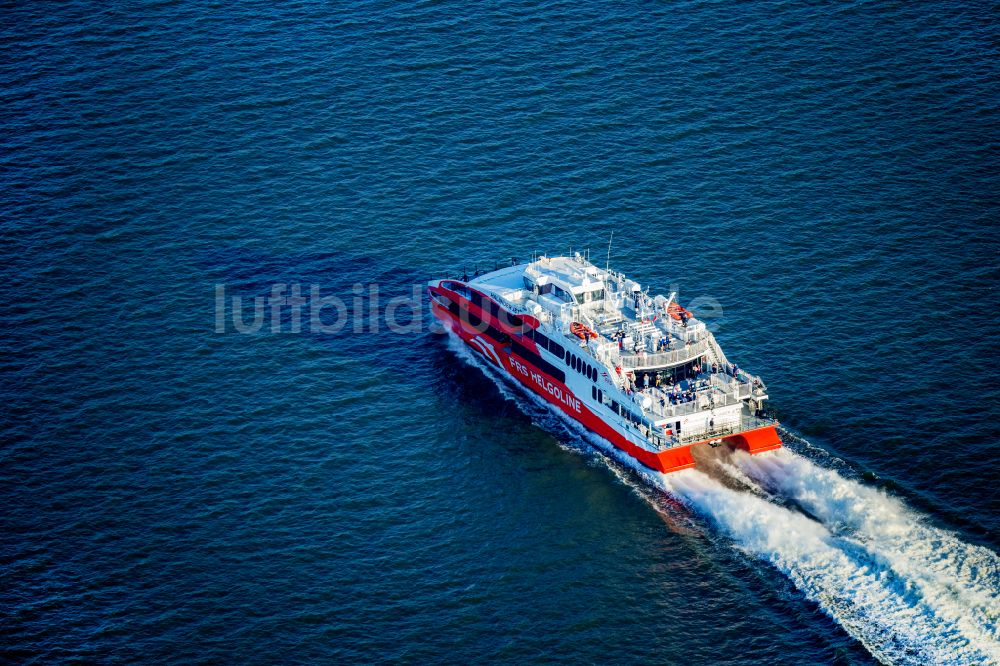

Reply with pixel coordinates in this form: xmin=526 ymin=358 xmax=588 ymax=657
xmin=443 ymin=281 xmax=471 ymax=299
xmin=552 ymin=285 xmax=573 ymax=303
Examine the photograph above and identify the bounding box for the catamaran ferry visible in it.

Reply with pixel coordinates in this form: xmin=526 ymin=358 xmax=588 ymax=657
xmin=429 ymin=253 xmax=781 ymax=473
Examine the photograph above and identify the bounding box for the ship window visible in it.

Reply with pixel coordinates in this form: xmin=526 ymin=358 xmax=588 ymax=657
xmin=467 ymin=311 xmax=481 ymax=327
xmin=591 ymin=386 xmax=596 ymax=400
xmin=592 ymin=289 xmax=604 ymax=301
xmin=553 ymin=286 xmax=573 ymax=303
xmin=443 ymin=281 xmax=471 ymax=299
xmin=576 ymin=293 xmax=586 ymax=304
xmin=523 ymin=277 xmax=535 ymax=291
xmin=484 ymin=322 xmax=510 ymax=344
xmin=510 ymin=341 xmax=565 ymax=383
xmin=470 ymin=292 xmax=483 ymax=307
xmin=548 ymin=341 xmax=564 ymax=360
xmin=538 ymin=283 xmax=553 ymax=295
xmin=496 ymin=309 xmax=524 ymax=333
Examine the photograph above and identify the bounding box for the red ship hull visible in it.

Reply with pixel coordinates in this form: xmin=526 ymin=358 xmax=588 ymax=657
xmin=432 ymin=300 xmax=781 ymax=474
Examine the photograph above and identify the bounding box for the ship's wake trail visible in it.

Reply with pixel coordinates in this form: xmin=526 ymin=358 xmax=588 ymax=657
xmin=446 ymin=337 xmax=1000 ymax=665
xmin=734 ymin=450 xmax=1000 ymax=642
xmin=660 ymin=465 xmax=1000 ymax=666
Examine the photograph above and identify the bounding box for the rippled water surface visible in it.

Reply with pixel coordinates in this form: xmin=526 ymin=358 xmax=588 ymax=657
xmin=2 ymin=1 xmax=999 ymax=664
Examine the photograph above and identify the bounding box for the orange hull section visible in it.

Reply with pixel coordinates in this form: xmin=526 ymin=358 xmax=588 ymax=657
xmin=725 ymin=425 xmax=783 ymax=454
xmin=648 ymin=425 xmax=782 ymax=473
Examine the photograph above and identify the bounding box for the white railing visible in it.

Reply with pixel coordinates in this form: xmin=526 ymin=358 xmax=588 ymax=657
xmin=707 ymin=335 xmax=730 ymax=368
xmin=628 ymin=371 xmax=764 ymax=421
xmin=672 ymin=414 xmax=777 ymax=446
xmin=620 ymin=339 xmax=710 ymax=369
xmin=642 ymin=387 xmax=744 ymax=420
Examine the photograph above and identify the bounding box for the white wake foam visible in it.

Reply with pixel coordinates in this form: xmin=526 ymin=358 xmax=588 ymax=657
xmin=444 ymin=335 xmax=1000 ymax=665
xmin=735 ymin=449 xmax=1000 ymax=651
xmin=662 ymin=469 xmax=1000 ymax=665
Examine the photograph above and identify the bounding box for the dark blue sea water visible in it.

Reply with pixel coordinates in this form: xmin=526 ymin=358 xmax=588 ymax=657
xmin=3 ymin=1 xmax=999 ymax=663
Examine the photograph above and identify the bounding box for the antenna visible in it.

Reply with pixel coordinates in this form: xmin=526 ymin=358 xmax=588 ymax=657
xmin=605 ymin=230 xmax=614 ymax=274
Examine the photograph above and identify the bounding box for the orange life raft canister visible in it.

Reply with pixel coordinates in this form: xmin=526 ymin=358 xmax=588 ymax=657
xmin=570 ymin=322 xmax=598 ymax=340
xmin=666 ymin=302 xmax=693 ymax=321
